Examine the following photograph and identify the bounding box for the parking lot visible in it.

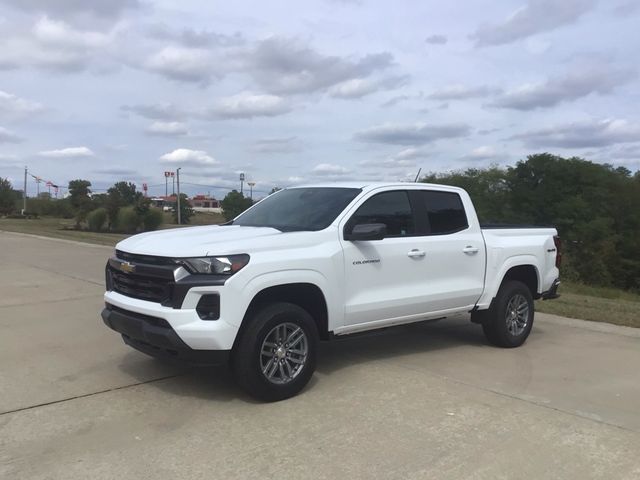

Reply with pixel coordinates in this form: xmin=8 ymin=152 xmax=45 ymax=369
xmin=1 ymin=230 xmax=639 ymax=479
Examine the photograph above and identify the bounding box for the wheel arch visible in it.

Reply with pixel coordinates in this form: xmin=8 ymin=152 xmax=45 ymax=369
xmin=233 ymin=282 xmax=330 ymax=353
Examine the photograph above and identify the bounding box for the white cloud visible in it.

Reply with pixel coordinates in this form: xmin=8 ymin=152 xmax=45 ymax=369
xmin=38 ymin=146 xmax=94 ymax=157
xmin=354 ymin=122 xmax=471 ymax=145
xmin=312 ymin=163 xmax=351 ymax=176
xmin=0 ymin=90 xmax=45 ymax=118
xmin=249 ymin=137 xmax=301 ymax=154
xmin=328 ymin=75 xmax=408 ymax=99
xmin=512 ymin=119 xmax=640 ymax=148
xmin=0 ymin=126 xmax=23 ymax=143
xmin=33 ymin=16 xmax=112 ymax=49
xmin=210 ymin=92 xmax=292 ymax=119
xmin=243 ymin=36 xmax=394 ymax=94
xmin=144 ymin=46 xmax=218 ymax=83
xmin=425 ymin=34 xmax=447 ymax=45
xmin=429 ymin=85 xmax=500 ymax=101
xmin=145 ymin=121 xmax=188 ymax=136
xmin=462 ymin=145 xmax=506 ymax=161
xmin=489 ymin=66 xmax=635 ymax=110
xmin=159 ymin=148 xmax=218 ymax=166
xmin=472 ymin=0 xmax=596 ymax=46
xmin=0 ymin=16 xmax=119 ymax=71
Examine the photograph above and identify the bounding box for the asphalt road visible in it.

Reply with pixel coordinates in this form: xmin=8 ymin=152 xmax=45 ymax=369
xmin=1 ymin=231 xmax=639 ymax=479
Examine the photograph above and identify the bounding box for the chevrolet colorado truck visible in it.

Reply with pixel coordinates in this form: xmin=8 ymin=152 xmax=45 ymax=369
xmin=102 ymin=183 xmax=560 ymax=401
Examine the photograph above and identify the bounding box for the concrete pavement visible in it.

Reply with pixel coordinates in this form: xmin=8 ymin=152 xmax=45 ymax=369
xmin=1 ymin=231 xmax=639 ymax=479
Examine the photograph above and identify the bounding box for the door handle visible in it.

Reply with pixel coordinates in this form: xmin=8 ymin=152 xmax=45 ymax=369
xmin=407 ymin=249 xmax=426 ymax=258
xmin=463 ymin=246 xmax=479 ymax=254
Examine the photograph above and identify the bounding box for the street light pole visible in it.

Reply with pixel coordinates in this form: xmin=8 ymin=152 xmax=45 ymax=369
xmin=240 ymin=172 xmax=245 ymax=195
xmin=176 ymin=168 xmax=182 ymax=225
xmin=23 ymin=166 xmax=27 ymax=214
xmin=247 ymin=181 xmax=255 ymax=200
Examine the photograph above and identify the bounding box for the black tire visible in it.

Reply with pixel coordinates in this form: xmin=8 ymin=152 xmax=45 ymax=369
xmin=481 ymin=280 xmax=534 ymax=348
xmin=232 ymin=302 xmax=318 ymax=401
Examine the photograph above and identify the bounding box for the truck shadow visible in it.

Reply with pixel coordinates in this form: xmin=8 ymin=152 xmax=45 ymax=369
xmin=117 ymin=316 xmax=490 ymax=403
xmin=317 ymin=316 xmax=487 ymax=375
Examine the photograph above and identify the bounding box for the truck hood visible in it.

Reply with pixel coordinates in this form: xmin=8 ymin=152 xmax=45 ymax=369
xmin=116 ymin=225 xmax=307 ymax=257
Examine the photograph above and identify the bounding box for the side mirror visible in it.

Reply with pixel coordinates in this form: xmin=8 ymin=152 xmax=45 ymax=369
xmin=344 ymin=223 xmax=387 ymax=241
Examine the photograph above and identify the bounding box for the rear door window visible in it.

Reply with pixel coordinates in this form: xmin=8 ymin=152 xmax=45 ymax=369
xmin=417 ymin=190 xmax=468 ymax=235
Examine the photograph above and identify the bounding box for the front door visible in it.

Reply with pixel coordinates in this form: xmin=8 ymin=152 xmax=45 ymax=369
xmin=340 ymin=190 xmax=432 ymax=326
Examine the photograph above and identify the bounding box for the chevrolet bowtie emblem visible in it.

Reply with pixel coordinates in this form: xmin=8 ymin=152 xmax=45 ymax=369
xmin=120 ymin=261 xmax=136 ymax=273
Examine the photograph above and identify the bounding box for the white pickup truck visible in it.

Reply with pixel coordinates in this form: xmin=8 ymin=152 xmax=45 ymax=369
xmin=103 ymin=183 xmax=560 ymax=400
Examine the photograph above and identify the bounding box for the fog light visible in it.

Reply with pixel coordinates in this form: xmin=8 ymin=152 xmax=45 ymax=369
xmin=196 ymin=294 xmax=220 ymax=320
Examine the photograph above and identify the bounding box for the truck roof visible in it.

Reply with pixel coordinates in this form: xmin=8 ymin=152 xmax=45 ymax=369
xmin=291 ymin=181 xmax=463 ymax=193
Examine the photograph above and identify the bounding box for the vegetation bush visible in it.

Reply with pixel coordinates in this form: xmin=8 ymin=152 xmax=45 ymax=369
xmin=422 ymin=153 xmax=640 ymax=291
xmin=142 ymin=208 xmax=163 ymax=231
xmin=221 ymin=190 xmax=254 ymax=221
xmin=87 ymin=208 xmax=108 ymax=232
xmin=115 ymin=206 xmax=140 ymax=233
xmin=25 ymin=197 xmax=74 ymax=218
xmin=172 ymin=193 xmax=195 ymax=224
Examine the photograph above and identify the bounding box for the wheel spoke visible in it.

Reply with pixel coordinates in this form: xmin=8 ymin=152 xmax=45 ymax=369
xmin=260 ymin=321 xmax=309 ymax=385
xmin=286 ymin=327 xmax=302 ymax=344
xmin=262 ymin=357 xmax=275 ymax=376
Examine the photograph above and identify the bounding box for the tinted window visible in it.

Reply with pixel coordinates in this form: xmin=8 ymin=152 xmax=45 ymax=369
xmin=347 ymin=191 xmax=415 ymax=237
xmin=419 ymin=190 xmax=468 ymax=234
xmin=233 ymin=187 xmax=361 ymax=231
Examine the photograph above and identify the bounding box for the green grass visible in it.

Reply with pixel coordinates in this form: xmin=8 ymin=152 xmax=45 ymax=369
xmin=536 ymin=280 xmax=640 ymax=328
xmin=2 ymin=216 xmax=638 ymax=328
xmin=0 ymin=211 xmax=226 ymax=247
xmin=0 ymin=216 xmax=127 ymax=246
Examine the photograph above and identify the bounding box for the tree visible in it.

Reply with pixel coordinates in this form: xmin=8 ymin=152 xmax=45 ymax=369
xmin=173 ymin=193 xmax=194 ymax=224
xmin=221 ymin=190 xmax=253 ymax=221
xmin=269 ymin=187 xmax=282 ymax=195
xmin=105 ymin=182 xmax=142 ymax=228
xmin=67 ymin=179 xmax=92 ymax=226
xmin=68 ymin=179 xmax=92 ymax=204
xmin=0 ymin=177 xmax=17 ymax=215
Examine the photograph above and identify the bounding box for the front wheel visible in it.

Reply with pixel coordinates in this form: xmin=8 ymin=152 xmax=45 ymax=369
xmin=481 ymin=280 xmax=534 ymax=348
xmin=232 ymin=302 xmax=318 ymax=401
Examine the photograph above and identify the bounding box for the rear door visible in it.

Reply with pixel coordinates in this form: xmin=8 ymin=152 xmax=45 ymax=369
xmin=407 ymin=188 xmax=486 ymax=311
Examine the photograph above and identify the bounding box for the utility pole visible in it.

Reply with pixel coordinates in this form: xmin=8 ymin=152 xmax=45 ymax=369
xmin=23 ymin=166 xmax=27 ymax=214
xmin=240 ymin=172 xmax=245 ymax=195
xmin=176 ymin=168 xmax=182 ymax=225
xmin=172 ymin=173 xmax=175 ymax=196
xmin=248 ymin=181 xmax=255 ymax=200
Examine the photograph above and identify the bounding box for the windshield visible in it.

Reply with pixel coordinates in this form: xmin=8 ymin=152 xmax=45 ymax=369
xmin=233 ymin=187 xmax=361 ymax=231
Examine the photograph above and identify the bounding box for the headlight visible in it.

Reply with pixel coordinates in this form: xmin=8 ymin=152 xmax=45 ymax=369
xmin=177 ymin=254 xmax=250 ymax=275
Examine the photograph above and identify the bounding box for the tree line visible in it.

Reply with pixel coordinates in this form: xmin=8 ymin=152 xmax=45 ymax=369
xmin=2 ymin=154 xmax=639 ymax=290
xmin=421 ymin=153 xmax=640 ymax=291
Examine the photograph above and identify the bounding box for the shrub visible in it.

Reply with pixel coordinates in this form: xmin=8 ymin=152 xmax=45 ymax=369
xmin=87 ymin=208 xmax=107 ymax=232
xmin=115 ymin=206 xmax=140 ymax=233
xmin=142 ymin=208 xmax=163 ymax=231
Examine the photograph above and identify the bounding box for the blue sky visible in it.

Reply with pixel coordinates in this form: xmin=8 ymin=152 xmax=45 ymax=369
xmin=1 ymin=0 xmax=639 ymax=198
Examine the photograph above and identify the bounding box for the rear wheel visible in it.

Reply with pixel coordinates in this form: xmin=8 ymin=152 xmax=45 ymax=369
xmin=233 ymin=302 xmax=318 ymax=401
xmin=481 ymin=280 xmax=534 ymax=348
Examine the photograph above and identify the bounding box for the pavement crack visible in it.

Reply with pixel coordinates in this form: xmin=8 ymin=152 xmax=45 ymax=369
xmin=379 ymin=357 xmax=639 ymax=434
xmin=0 ymin=293 xmax=104 ymax=309
xmin=16 ymin=261 xmax=104 ymax=287
xmin=0 ymin=374 xmax=185 ymax=417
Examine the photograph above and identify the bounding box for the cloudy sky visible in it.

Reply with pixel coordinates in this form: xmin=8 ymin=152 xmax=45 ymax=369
xmin=1 ymin=0 xmax=639 ymax=198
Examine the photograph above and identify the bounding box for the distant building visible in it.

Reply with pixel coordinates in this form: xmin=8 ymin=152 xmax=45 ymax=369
xmin=189 ymin=194 xmax=222 ymax=213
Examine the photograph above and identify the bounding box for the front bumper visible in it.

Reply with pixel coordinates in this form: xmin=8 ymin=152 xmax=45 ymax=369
xmin=103 ymin=290 xmax=239 ymax=351
xmin=102 ymin=303 xmax=230 ymax=366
